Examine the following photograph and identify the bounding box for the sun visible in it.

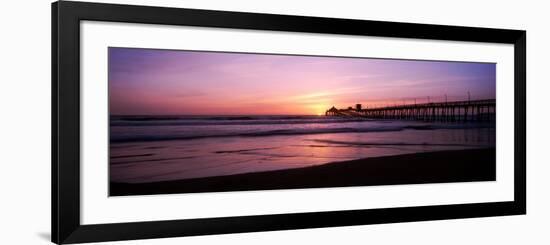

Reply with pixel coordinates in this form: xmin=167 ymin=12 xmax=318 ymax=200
xmin=304 ymin=102 xmax=329 ymax=116
xmin=312 ymin=104 xmax=328 ymax=116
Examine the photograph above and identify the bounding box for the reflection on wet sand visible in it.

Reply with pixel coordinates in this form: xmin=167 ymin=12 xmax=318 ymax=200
xmin=110 ymin=126 xmax=495 ymax=184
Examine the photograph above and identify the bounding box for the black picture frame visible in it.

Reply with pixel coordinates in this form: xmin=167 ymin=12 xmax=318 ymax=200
xmin=52 ymin=1 xmax=526 ymax=244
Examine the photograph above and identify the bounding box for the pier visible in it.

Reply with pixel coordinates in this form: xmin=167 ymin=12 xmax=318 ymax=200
xmin=325 ymin=99 xmax=495 ymax=122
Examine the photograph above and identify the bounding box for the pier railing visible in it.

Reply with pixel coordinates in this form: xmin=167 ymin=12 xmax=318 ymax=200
xmin=326 ymin=99 xmax=495 ymax=122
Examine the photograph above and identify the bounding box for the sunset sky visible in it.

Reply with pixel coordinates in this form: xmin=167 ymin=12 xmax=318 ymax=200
xmin=109 ymin=47 xmax=496 ymax=115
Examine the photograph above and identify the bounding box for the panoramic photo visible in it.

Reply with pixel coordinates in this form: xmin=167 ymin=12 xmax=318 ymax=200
xmin=108 ymin=47 xmax=496 ymax=196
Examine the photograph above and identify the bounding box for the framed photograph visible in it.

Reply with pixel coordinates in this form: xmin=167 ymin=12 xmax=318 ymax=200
xmin=52 ymin=1 xmax=526 ymax=244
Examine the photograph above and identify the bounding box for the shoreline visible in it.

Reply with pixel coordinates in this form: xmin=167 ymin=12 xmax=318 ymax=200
xmin=110 ymin=148 xmax=496 ymax=196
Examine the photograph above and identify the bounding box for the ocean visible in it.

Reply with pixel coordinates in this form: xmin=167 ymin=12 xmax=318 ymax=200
xmin=110 ymin=115 xmax=495 ymax=183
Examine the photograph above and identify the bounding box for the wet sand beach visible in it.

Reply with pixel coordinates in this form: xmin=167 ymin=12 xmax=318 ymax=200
xmin=110 ymin=148 xmax=496 ymax=196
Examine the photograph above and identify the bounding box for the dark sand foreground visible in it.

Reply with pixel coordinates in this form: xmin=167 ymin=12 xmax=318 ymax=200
xmin=110 ymin=148 xmax=496 ymax=196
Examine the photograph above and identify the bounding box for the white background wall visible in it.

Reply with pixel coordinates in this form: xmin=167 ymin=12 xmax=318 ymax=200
xmin=0 ymin=0 xmax=548 ymax=244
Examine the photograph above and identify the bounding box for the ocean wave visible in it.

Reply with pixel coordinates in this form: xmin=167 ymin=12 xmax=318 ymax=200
xmin=110 ymin=123 xmax=494 ymax=143
xmin=307 ymin=139 xmax=485 ymax=147
xmin=110 ymin=117 xmax=366 ymax=127
xmin=114 ymin=116 xmax=258 ymax=121
xmin=110 ymin=126 xmax=401 ymax=143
